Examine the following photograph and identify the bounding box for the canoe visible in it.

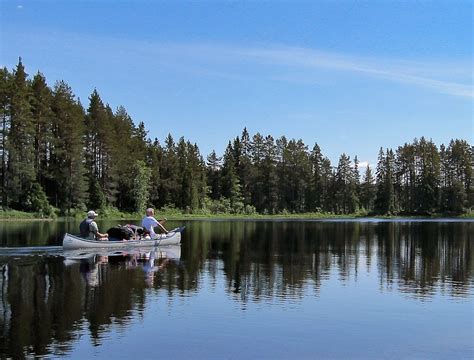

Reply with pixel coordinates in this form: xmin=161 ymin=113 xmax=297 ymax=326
xmin=62 ymin=227 xmax=184 ymax=250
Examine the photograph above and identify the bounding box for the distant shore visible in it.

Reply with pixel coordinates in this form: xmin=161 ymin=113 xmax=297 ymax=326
xmin=0 ymin=209 xmax=472 ymax=222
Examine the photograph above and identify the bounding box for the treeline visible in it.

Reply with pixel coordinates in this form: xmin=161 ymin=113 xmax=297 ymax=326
xmin=0 ymin=59 xmax=472 ymax=216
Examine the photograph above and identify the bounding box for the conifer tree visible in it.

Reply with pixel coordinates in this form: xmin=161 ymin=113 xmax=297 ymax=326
xmin=309 ymin=143 xmax=324 ymax=211
xmin=147 ymin=138 xmax=163 ymax=208
xmin=206 ymin=150 xmax=221 ymax=200
xmin=375 ymin=148 xmax=396 ymax=214
xmin=50 ymin=81 xmax=87 ymax=212
xmin=221 ymin=142 xmax=243 ymax=211
xmin=159 ymin=134 xmax=179 ymax=207
xmin=360 ymin=164 xmax=375 ymax=212
xmin=84 ymin=89 xmax=107 ymax=208
xmin=7 ymin=58 xmax=37 ymax=208
xmin=415 ymin=137 xmax=440 ymax=214
xmin=238 ymin=127 xmax=252 ymax=205
xmin=334 ymin=153 xmax=357 ymax=213
xmin=0 ymin=67 xmax=12 ymax=208
xmin=31 ymin=72 xmax=53 ymax=187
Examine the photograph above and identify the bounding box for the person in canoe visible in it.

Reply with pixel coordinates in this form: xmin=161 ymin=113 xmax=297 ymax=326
xmin=79 ymin=210 xmax=109 ymax=241
xmin=141 ymin=208 xmax=168 ymax=239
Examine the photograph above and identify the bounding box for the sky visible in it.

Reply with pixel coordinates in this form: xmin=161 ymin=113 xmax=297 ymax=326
xmin=0 ymin=0 xmax=472 ymax=168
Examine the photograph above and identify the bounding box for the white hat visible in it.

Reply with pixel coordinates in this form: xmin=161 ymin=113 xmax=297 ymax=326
xmin=87 ymin=210 xmax=99 ymax=218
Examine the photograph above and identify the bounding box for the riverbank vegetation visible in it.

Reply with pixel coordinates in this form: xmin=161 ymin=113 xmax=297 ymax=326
xmin=1 ymin=59 xmax=473 ymax=218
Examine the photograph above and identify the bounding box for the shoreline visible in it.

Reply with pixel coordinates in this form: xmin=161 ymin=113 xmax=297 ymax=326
xmin=1 ymin=211 xmax=473 ymax=222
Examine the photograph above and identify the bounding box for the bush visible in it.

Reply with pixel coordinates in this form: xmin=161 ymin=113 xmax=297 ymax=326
xmin=244 ymin=204 xmax=257 ymax=215
xmin=160 ymin=204 xmax=182 ymax=215
xmin=23 ymin=182 xmax=55 ymax=218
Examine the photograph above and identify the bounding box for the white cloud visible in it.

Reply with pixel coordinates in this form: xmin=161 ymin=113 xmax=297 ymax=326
xmin=358 ymin=161 xmax=370 ymax=168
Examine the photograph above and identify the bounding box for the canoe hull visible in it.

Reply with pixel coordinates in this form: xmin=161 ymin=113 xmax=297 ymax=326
xmin=63 ymin=231 xmax=181 ymax=250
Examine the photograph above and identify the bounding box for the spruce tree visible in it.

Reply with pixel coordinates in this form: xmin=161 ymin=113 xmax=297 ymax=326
xmin=221 ymin=142 xmax=243 ymax=211
xmin=207 ymin=150 xmax=222 ymax=200
xmin=360 ymin=165 xmax=375 ymax=212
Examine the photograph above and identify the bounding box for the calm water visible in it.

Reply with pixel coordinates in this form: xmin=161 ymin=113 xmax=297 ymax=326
xmin=0 ymin=219 xmax=473 ymax=359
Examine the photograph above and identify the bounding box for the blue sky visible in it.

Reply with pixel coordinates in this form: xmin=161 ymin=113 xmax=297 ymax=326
xmin=1 ymin=1 xmax=472 ymax=167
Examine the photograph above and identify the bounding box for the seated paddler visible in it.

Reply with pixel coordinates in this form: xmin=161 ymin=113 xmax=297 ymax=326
xmin=141 ymin=208 xmax=168 ymax=239
xmin=79 ymin=210 xmax=109 ymax=241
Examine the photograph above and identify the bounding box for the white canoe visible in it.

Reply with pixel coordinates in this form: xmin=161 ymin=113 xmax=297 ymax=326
xmin=63 ymin=227 xmax=183 ymax=250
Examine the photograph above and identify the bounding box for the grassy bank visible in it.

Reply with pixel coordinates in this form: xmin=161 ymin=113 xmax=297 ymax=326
xmin=0 ymin=210 xmax=56 ymax=221
xmin=1 ymin=209 xmax=473 ymax=221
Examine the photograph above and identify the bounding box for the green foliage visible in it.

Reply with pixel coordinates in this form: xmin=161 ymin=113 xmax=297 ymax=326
xmin=87 ymin=177 xmax=106 ymax=211
xmin=22 ymin=182 xmax=54 ymax=217
xmin=131 ymin=160 xmax=151 ymax=213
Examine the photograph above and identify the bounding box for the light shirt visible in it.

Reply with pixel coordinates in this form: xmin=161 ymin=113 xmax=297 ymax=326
xmin=142 ymin=216 xmax=159 ymax=238
xmin=89 ymin=221 xmax=99 ymax=240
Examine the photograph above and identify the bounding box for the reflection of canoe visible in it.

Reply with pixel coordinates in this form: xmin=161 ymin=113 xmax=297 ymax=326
xmin=62 ymin=227 xmax=184 ymax=250
xmin=63 ymin=245 xmax=181 ymax=264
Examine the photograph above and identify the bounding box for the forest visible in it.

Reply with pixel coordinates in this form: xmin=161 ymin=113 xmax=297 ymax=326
xmin=0 ymin=59 xmax=472 ymax=217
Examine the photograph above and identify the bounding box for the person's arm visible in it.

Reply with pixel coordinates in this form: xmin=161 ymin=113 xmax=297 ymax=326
xmin=90 ymin=222 xmax=108 ymax=240
xmin=153 ymin=217 xmax=168 ymax=233
xmin=157 ymin=222 xmax=169 ymax=233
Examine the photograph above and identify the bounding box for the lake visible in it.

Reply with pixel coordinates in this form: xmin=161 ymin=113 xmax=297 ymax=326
xmin=0 ymin=219 xmax=473 ymax=359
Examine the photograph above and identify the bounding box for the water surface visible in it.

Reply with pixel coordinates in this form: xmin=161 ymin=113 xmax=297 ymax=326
xmin=0 ymin=220 xmax=472 ymax=359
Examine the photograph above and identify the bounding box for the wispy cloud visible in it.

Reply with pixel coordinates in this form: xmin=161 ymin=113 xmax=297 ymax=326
xmin=156 ymin=43 xmax=472 ymax=98
xmin=5 ymin=29 xmax=472 ymax=98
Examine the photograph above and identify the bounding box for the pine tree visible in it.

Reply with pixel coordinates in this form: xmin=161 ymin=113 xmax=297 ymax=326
xmin=176 ymin=137 xmax=190 ymax=209
xmin=238 ymin=127 xmax=252 ymax=205
xmin=31 ymin=72 xmax=53 ymax=187
xmin=7 ymin=58 xmax=37 ymax=208
xmin=159 ymin=134 xmax=179 ymax=207
xmin=147 ymin=138 xmax=163 ymax=208
xmin=375 ymin=148 xmax=396 ymax=214
xmin=50 ymin=81 xmax=87 ymax=212
xmin=262 ymin=135 xmax=278 ymax=213
xmin=84 ymin=89 xmax=107 ymax=208
xmin=395 ymin=143 xmax=416 ymax=213
xmin=309 ymin=143 xmax=324 ymax=211
xmin=415 ymin=137 xmax=440 ymax=214
xmin=0 ymin=67 xmax=12 ymax=209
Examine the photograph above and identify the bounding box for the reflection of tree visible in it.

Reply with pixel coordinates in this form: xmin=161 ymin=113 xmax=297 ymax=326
xmin=182 ymin=221 xmax=473 ymax=304
xmin=0 ymin=253 xmax=182 ymax=358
